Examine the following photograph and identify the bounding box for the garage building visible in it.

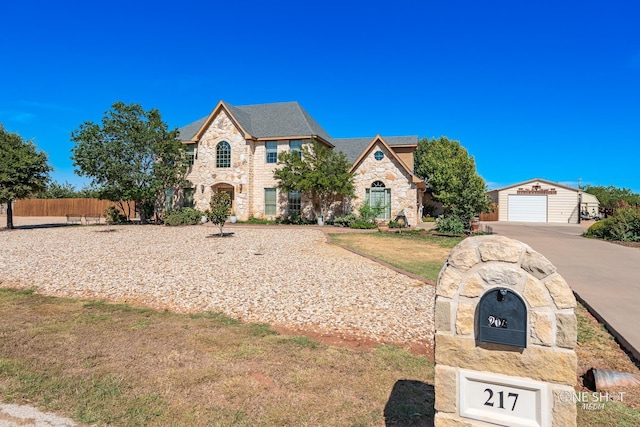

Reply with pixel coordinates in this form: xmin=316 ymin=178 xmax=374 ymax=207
xmin=487 ymin=178 xmax=596 ymax=223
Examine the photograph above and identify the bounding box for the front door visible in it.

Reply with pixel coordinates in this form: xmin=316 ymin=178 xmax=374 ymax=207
xmin=212 ymin=184 xmax=235 ymax=211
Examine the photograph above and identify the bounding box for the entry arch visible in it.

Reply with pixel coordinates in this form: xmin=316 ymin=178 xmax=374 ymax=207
xmin=211 ymin=183 xmax=235 ymax=211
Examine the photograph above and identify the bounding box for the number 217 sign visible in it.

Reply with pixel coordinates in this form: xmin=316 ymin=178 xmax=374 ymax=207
xmin=458 ymin=369 xmax=550 ymax=427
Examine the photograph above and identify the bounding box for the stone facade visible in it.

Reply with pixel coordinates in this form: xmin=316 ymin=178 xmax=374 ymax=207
xmin=434 ymin=235 xmax=577 ymax=427
xmin=182 ymin=106 xmax=422 ymax=223
xmin=186 ymin=110 xmax=251 ymax=219
xmin=352 ymin=141 xmax=419 ymax=226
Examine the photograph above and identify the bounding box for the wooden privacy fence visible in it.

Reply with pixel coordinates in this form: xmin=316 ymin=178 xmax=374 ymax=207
xmin=14 ymin=199 xmax=130 ymax=217
xmin=479 ymin=204 xmax=499 ymax=221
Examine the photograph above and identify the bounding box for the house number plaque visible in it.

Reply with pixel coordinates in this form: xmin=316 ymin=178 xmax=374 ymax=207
xmin=459 ymin=369 xmax=550 ymax=427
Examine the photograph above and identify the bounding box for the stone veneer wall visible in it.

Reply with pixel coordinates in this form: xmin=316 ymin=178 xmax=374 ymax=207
xmin=352 ymin=142 xmax=418 ymax=226
xmin=186 ymin=110 xmax=251 ymax=219
xmin=434 ymin=235 xmax=577 ymax=427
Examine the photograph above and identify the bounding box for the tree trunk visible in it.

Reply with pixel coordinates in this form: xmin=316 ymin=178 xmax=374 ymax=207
xmin=137 ymin=201 xmax=147 ymax=224
xmin=6 ymin=201 xmax=14 ymax=229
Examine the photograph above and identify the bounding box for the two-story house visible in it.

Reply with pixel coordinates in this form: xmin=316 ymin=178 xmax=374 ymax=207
xmin=177 ymin=100 xmax=426 ymax=225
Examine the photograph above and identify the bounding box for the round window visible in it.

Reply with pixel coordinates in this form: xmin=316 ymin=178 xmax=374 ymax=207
xmin=374 ymin=151 xmax=384 ymax=161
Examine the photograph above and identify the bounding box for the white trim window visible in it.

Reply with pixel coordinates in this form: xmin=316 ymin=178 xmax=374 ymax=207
xmin=289 ymin=140 xmax=302 ymax=158
xmin=216 ymin=141 xmax=231 ymax=168
xmin=265 ymin=188 xmax=277 ymax=216
xmin=288 ymin=191 xmax=301 ymax=214
xmin=366 ymin=181 xmax=391 ymax=219
xmin=266 ymin=141 xmax=278 ymax=163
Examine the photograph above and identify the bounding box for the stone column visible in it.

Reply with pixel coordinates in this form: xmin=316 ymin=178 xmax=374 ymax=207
xmin=434 ymin=235 xmax=577 ymax=427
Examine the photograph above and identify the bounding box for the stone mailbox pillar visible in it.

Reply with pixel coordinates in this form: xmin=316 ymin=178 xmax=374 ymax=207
xmin=434 ymin=235 xmax=577 ymax=427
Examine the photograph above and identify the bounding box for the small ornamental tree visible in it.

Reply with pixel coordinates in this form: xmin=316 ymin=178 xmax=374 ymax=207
xmin=0 ymin=124 xmax=52 ymax=229
xmin=273 ymin=139 xmax=355 ymax=221
xmin=207 ymin=192 xmax=232 ymax=236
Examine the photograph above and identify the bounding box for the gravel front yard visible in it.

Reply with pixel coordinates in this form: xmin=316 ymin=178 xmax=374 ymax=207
xmin=1 ymin=224 xmax=435 ymax=348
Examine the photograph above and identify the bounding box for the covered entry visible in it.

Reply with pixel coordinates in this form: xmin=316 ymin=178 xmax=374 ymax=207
xmin=211 ymin=183 xmax=234 ymax=211
xmin=507 ymin=195 xmax=547 ymax=222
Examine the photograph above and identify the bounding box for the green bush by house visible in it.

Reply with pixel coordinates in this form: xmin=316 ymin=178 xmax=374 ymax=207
xmin=584 ymin=207 xmax=640 ymax=242
xmin=164 ymin=207 xmax=205 ymax=226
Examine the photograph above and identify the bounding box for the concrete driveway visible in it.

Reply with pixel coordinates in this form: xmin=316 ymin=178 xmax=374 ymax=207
xmin=484 ymin=221 xmax=640 ymax=361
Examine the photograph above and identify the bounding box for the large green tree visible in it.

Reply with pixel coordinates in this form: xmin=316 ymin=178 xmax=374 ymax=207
xmin=273 ymin=140 xmax=355 ymax=221
xmin=583 ymin=185 xmax=640 ymax=216
xmin=414 ymin=136 xmax=491 ymax=229
xmin=36 ymin=181 xmax=101 ymax=199
xmin=71 ymin=102 xmax=188 ymax=223
xmin=0 ymin=124 xmax=52 ymax=229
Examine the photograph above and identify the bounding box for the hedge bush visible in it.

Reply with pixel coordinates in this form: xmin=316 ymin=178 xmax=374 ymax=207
xmin=584 ymin=207 xmax=640 ymax=242
xmin=349 ymin=219 xmax=378 ymax=229
xmin=104 ymin=205 xmax=127 ymax=224
xmin=164 ymin=207 xmax=205 ymax=226
xmin=435 ymin=215 xmax=466 ymax=234
xmin=333 ymin=213 xmax=357 ymax=227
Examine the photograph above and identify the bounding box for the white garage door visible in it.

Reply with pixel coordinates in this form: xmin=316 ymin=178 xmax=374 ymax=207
xmin=508 ymin=195 xmax=547 ymax=222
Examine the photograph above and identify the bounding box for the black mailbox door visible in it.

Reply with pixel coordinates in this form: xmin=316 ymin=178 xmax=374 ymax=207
xmin=477 ymin=288 xmax=527 ymax=348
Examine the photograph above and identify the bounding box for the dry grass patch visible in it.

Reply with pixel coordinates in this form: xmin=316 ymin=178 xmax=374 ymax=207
xmin=0 ymin=288 xmax=435 ymax=426
xmin=331 ymin=232 xmax=640 ymax=426
xmin=329 ymin=232 xmax=463 ymax=282
xmin=574 ymin=303 xmax=640 ymax=426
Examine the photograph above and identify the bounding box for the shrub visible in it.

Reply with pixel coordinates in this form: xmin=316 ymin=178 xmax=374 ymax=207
xmin=435 ymin=215 xmax=466 ymax=234
xmin=245 ymin=216 xmax=276 ymax=225
xmin=349 ymin=219 xmax=378 ymax=229
xmin=388 ymin=219 xmax=406 ymax=229
xmin=609 ymin=207 xmax=640 ymax=242
xmin=104 ymin=205 xmax=127 ymax=224
xmin=584 ymin=207 xmax=640 ymax=242
xmin=357 ymin=203 xmax=379 ymax=224
xmin=163 ymin=207 xmax=204 ymax=226
xmin=584 ymin=220 xmax=609 ymax=239
xmin=277 ymin=211 xmax=313 ymax=225
xmin=333 ymin=213 xmax=357 ymax=227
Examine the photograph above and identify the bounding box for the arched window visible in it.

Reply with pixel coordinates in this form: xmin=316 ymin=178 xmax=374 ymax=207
xmin=366 ymin=181 xmax=391 ymax=219
xmin=216 ymin=141 xmax=231 ymax=168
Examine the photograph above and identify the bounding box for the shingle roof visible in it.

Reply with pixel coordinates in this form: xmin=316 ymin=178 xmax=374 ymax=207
xmin=178 ymin=116 xmax=207 ymax=142
xmin=178 ymin=102 xmax=418 ymax=168
xmin=332 ymin=136 xmax=418 ymax=163
xmin=178 ymin=101 xmax=332 ymax=141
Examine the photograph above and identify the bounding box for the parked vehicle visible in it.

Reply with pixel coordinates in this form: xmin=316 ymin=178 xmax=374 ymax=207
xmin=581 ymin=208 xmax=601 ymax=221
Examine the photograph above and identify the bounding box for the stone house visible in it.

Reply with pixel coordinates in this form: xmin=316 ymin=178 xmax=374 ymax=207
xmin=177 ymin=100 xmax=426 ymax=225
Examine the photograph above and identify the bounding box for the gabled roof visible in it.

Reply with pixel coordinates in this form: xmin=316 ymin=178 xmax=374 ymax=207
xmin=489 ymin=178 xmax=581 ymax=193
xmin=178 ymin=116 xmax=207 ymax=142
xmin=343 ymin=135 xmax=425 ymax=188
xmin=332 ymin=135 xmax=418 ymax=164
xmin=178 ymin=101 xmax=332 ymax=143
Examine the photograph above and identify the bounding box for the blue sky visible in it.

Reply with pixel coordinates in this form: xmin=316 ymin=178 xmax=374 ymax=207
xmin=1 ymin=0 xmax=639 ymax=192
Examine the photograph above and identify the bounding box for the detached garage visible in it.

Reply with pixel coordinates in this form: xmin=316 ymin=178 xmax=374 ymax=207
xmin=488 ymin=178 xmax=585 ymax=223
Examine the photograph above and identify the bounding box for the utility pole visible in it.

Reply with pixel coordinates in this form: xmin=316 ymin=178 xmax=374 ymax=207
xmin=577 ymin=178 xmax=583 ymax=224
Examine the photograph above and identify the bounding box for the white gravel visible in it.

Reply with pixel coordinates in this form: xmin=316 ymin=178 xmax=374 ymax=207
xmin=0 ymin=224 xmax=435 ymax=347
xmin=0 ymin=403 xmax=76 ymax=426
